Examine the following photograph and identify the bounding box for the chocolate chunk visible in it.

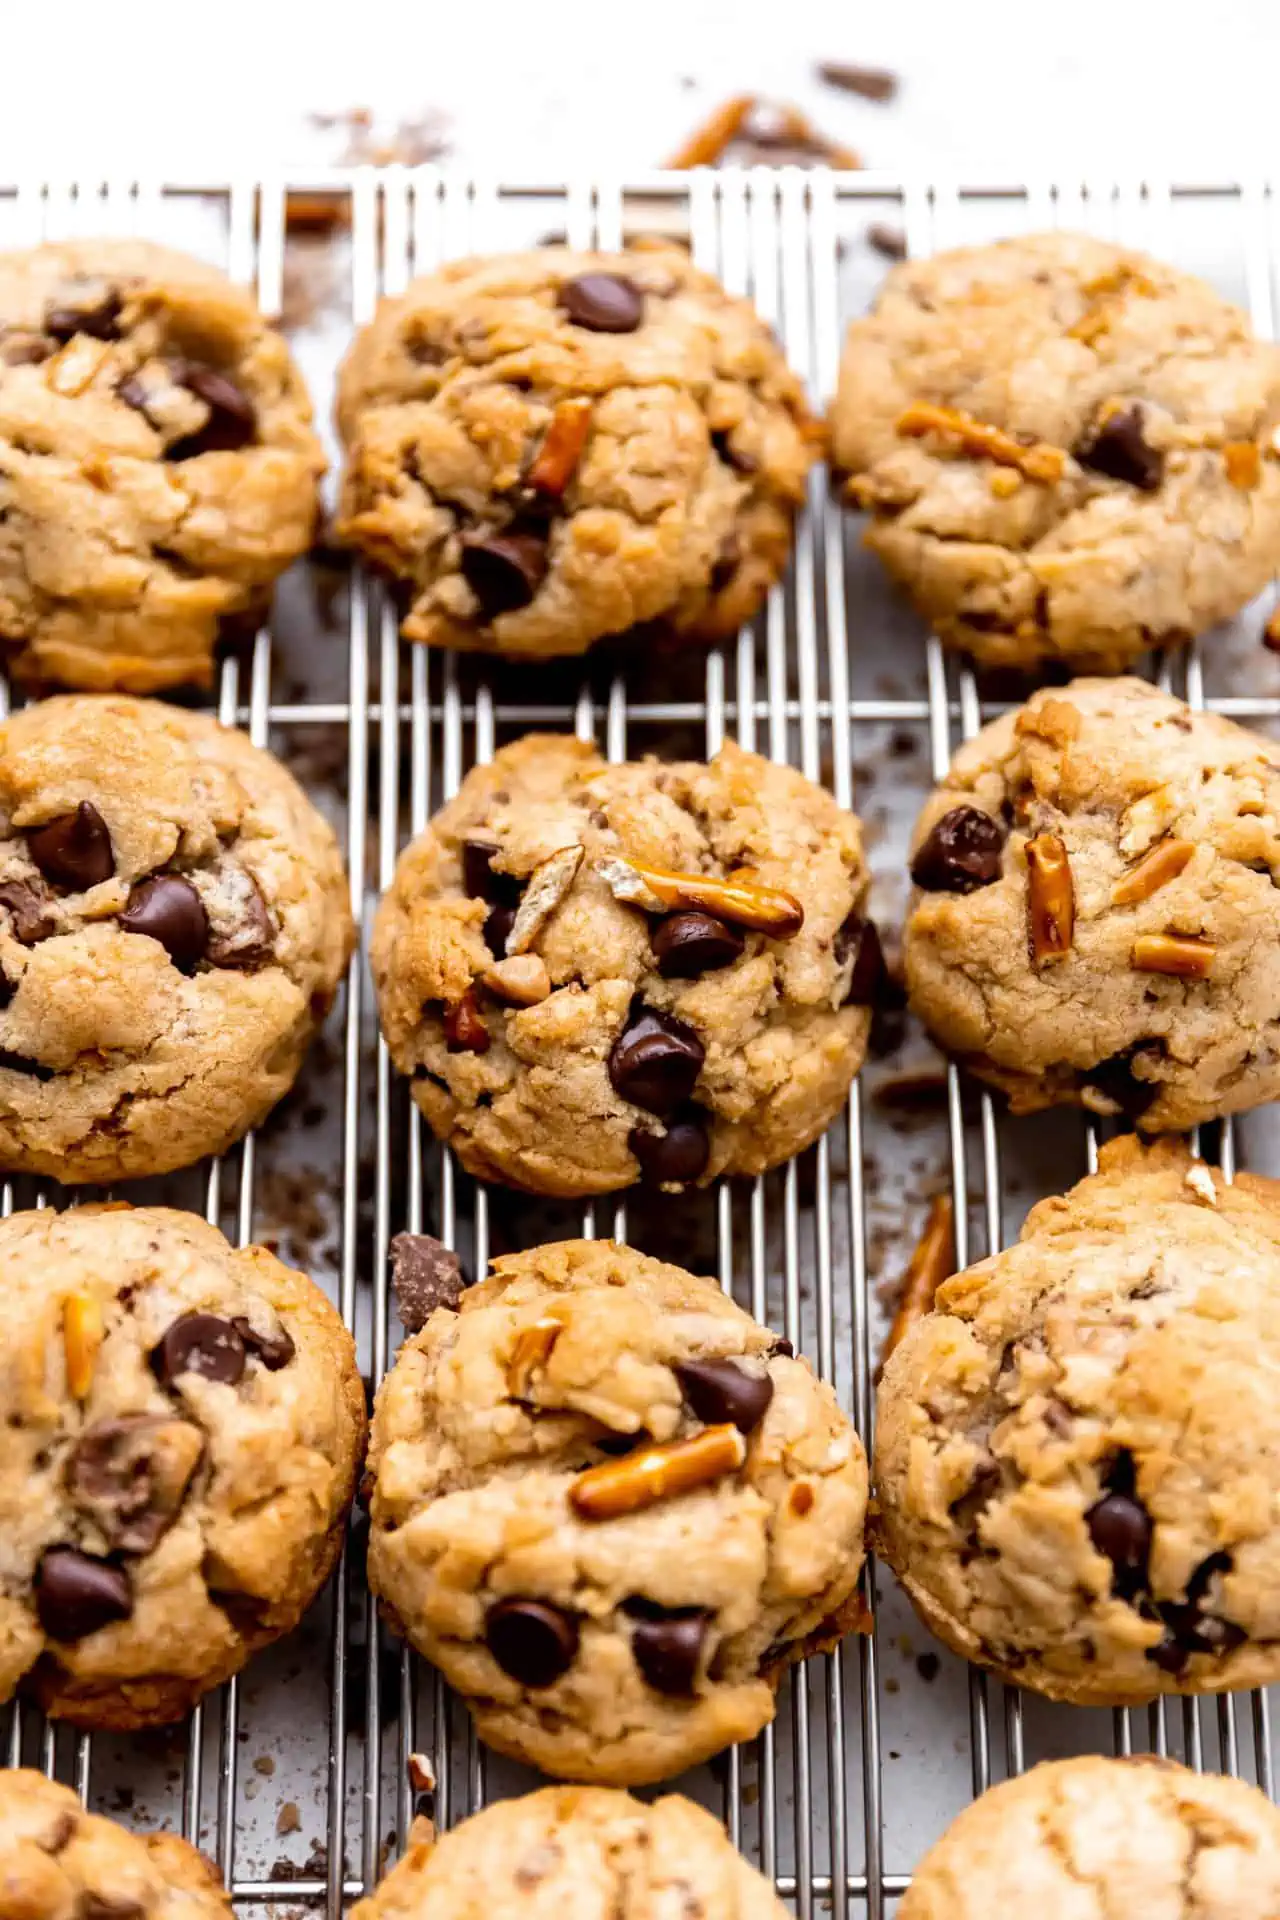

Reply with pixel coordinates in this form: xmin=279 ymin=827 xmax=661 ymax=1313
xmin=1084 ymin=1044 xmax=1162 ymax=1120
xmin=709 ymin=533 xmax=742 ymax=592
xmin=1086 ymin=1491 xmax=1152 ymax=1602
xmin=43 ymin=282 xmax=122 ymax=343
xmin=460 ymin=532 xmax=548 ymax=620
xmin=910 ymin=807 xmax=1005 ymax=893
xmin=675 ymin=1357 xmax=774 ymax=1433
xmin=27 ymin=801 xmax=114 ymax=890
xmin=167 ymin=362 xmax=257 ymax=459
xmin=119 ymin=875 xmax=209 ymax=969
xmin=0 ymin=879 xmax=55 ymax=944
xmin=594 ymin=1427 xmax=649 ymax=1456
xmin=1076 ymin=405 xmax=1164 ymax=491
xmin=389 ymin=1232 xmax=466 ymax=1331
xmin=608 ymin=1005 xmax=704 ymax=1115
xmin=771 ymin=1336 xmax=795 ymax=1357
xmin=35 ymin=1549 xmax=133 ymax=1642
xmin=66 ymin=1414 xmax=203 ymax=1553
xmin=557 ymin=273 xmax=644 ymax=333
xmin=485 ymin=1597 xmax=579 ymax=1687
xmin=1148 ymin=1550 xmax=1242 ymax=1672
xmin=949 ymin=1461 xmax=1000 ymax=1540
xmin=628 ymin=1109 xmax=710 ymax=1185
xmin=1 ymin=335 xmax=52 ymax=366
xmin=625 ymin=1600 xmax=709 ymax=1695
xmin=206 ymin=871 xmax=274 ymax=970
xmin=483 ymin=904 xmax=517 ymax=959
xmin=651 ymin=911 xmax=745 ymax=979
xmin=462 ymin=838 xmax=521 ymax=907
xmin=151 ymin=1311 xmax=246 ymax=1387
xmin=230 ymin=1316 xmax=296 ymax=1370
xmin=0 ymin=1049 xmax=53 ymax=1080
xmin=834 ymin=913 xmax=884 ymax=1005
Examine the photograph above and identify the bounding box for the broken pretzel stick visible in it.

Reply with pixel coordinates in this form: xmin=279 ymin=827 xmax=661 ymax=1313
xmin=1025 ymin=833 xmax=1074 ymax=965
xmin=877 ymin=1194 xmax=955 ymax=1378
xmin=569 ymin=1423 xmax=746 ymax=1521
xmin=896 ymin=402 xmax=1066 ymax=485
xmin=1111 ymin=838 xmax=1194 ymax=906
xmin=598 ymin=855 xmax=803 ymax=937
xmin=526 ymin=399 xmax=593 ymax=501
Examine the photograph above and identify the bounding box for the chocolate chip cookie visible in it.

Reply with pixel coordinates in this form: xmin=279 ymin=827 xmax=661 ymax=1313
xmin=876 ymin=1136 xmax=1280 ymax=1706
xmin=372 ymin=733 xmax=873 ymax=1195
xmin=904 ymin=676 xmax=1280 ymax=1132
xmin=0 ymin=238 xmax=324 ymax=692
xmin=0 ymin=1770 xmax=231 ymax=1919
xmin=354 ymin=1788 xmax=787 ymax=1920
xmin=0 ymin=1202 xmax=364 ymax=1729
xmin=367 ymin=1237 xmax=867 ymax=1785
xmin=899 ymin=1756 xmax=1280 ymax=1919
xmin=0 ymin=693 xmax=353 ymax=1183
xmin=335 ymin=246 xmax=817 ymax=659
xmin=832 ymin=231 xmax=1280 ymax=672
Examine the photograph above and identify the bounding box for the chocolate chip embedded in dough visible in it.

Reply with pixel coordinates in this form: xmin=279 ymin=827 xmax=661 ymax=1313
xmin=35 ymin=1548 xmax=133 ymax=1641
xmin=628 ymin=1109 xmax=710 ymax=1185
xmin=460 ymin=532 xmax=549 ymax=620
xmin=676 ymin=1357 xmax=774 ymax=1433
xmin=43 ymin=280 xmax=122 ymax=343
xmin=608 ymin=1005 xmax=704 ymax=1115
xmin=651 ymin=911 xmax=744 ymax=979
xmin=625 ymin=1601 xmax=710 ymax=1695
xmin=557 ymin=273 xmax=644 ymax=333
xmin=0 ymin=879 xmax=55 ymax=945
xmin=484 ymin=1597 xmax=580 ymax=1687
xmin=230 ymin=1315 xmax=296 ymax=1371
xmin=151 ymin=1311 xmax=246 ymax=1387
xmin=27 ymin=801 xmax=114 ymax=889
xmin=66 ymin=1413 xmax=204 ymax=1553
xmin=119 ymin=875 xmax=209 ymax=969
xmin=166 ymin=362 xmax=258 ymax=459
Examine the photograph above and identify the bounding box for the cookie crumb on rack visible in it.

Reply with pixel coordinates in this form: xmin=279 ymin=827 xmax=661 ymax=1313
xmin=817 ymin=61 xmax=900 ymax=102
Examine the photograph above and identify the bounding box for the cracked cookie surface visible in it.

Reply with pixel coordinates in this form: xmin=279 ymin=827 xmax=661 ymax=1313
xmin=335 ymin=247 xmax=817 ymax=659
xmin=899 ymin=1755 xmax=1280 ymax=1919
xmin=876 ymin=1137 xmax=1280 ymax=1706
xmin=372 ymin=733 xmax=872 ymax=1196
xmin=0 ymin=693 xmax=354 ymax=1183
xmin=353 ymin=1790 xmax=787 ymax=1920
xmin=0 ymin=1770 xmax=230 ymax=1919
xmin=832 ymin=231 xmax=1280 ymax=672
xmin=0 ymin=238 xmax=324 ymax=692
xmin=903 ymin=676 xmax=1280 ymax=1133
xmin=367 ymin=1237 xmax=867 ymax=1785
xmin=0 ymin=1204 xmax=364 ymax=1729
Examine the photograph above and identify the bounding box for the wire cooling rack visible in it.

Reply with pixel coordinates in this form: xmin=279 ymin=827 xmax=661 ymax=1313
xmin=0 ymin=170 xmax=1277 ymax=1917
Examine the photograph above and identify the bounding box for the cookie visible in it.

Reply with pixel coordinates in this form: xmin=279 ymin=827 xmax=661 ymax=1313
xmin=371 ymin=733 xmax=873 ymax=1196
xmin=0 ymin=238 xmax=324 ymax=692
xmin=899 ymin=1755 xmax=1280 ymax=1919
xmin=903 ymin=676 xmax=1280 ymax=1133
xmin=0 ymin=693 xmax=353 ymax=1183
xmin=0 ymin=1769 xmax=230 ymax=1919
xmin=0 ymin=1202 xmax=364 ymax=1729
xmin=335 ymin=246 xmax=817 ymax=659
xmin=354 ymin=1788 xmax=787 ymax=1920
xmin=831 ymin=231 xmax=1280 ymax=672
xmin=875 ymin=1135 xmax=1280 ymax=1706
xmin=367 ymin=1237 xmax=867 ymax=1785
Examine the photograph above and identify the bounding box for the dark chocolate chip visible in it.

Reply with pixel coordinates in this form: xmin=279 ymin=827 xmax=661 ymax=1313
xmin=0 ymin=879 xmax=55 ymax=944
xmin=166 ymin=362 xmax=257 ymax=459
xmin=35 ymin=1548 xmax=133 ymax=1642
xmin=1148 ymin=1550 xmax=1242 ymax=1672
xmin=910 ymin=806 xmax=1005 ymax=893
xmin=389 ymin=1232 xmax=466 ymax=1331
xmin=594 ymin=1427 xmax=649 ymax=1456
xmin=711 ymin=430 xmax=759 ymax=475
xmin=485 ymin=1597 xmax=579 ymax=1687
xmin=43 ymin=283 xmax=122 ymax=343
xmin=205 ymin=872 xmax=274 ymax=970
xmin=1084 ymin=1044 xmax=1163 ymax=1120
xmin=834 ymin=913 xmax=885 ymax=1006
xmin=119 ymin=875 xmax=209 ymax=969
xmin=1086 ymin=1490 xmax=1152 ymax=1601
xmin=557 ymin=273 xmax=644 ymax=333
xmin=676 ymin=1357 xmax=774 ymax=1433
xmin=628 ymin=1109 xmax=710 ymax=1185
xmin=66 ymin=1414 xmax=203 ymax=1554
xmin=608 ymin=1005 xmax=704 ymax=1115
xmin=949 ymin=1461 xmax=1001 ymax=1540
xmin=771 ymin=1336 xmax=795 ymax=1357
xmin=1076 ymin=404 xmax=1164 ymax=491
xmin=27 ymin=801 xmax=114 ymax=890
xmin=625 ymin=1601 xmax=710 ymax=1695
xmin=462 ymin=838 xmax=521 ymax=907
xmin=0 ymin=1049 xmax=53 ymax=1080
xmin=151 ymin=1312 xmax=246 ymax=1388
xmin=651 ymin=910 xmax=744 ymax=979
xmin=483 ymin=904 xmax=516 ymax=959
xmin=460 ymin=532 xmax=548 ymax=620
xmin=230 ymin=1316 xmax=296 ymax=1371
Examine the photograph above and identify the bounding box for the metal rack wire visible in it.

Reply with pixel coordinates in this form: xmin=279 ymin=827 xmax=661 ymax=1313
xmin=0 ymin=169 xmax=1275 ymax=1916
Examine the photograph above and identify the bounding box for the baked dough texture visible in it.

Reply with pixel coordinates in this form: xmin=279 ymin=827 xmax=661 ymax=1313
xmin=0 ymin=238 xmax=323 ymax=692
xmin=335 ymin=247 xmax=817 ymax=659
xmin=876 ymin=1136 xmax=1280 ymax=1706
xmin=832 ymin=231 xmax=1280 ymax=672
xmin=0 ymin=1203 xmax=365 ymax=1729
xmin=368 ymin=1237 xmax=867 ymax=1785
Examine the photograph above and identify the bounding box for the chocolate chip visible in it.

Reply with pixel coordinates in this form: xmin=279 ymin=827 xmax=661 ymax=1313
xmin=1084 ymin=1044 xmax=1162 ymax=1120
xmin=910 ymin=807 xmax=1005 ymax=893
xmin=711 ymin=430 xmax=759 ymax=475
xmin=230 ymin=1316 xmax=296 ymax=1370
xmin=27 ymin=801 xmax=114 ymax=890
xmin=0 ymin=1049 xmax=53 ymax=1081
xmin=460 ymin=532 xmax=548 ymax=620
xmin=1086 ymin=1491 xmax=1152 ymax=1601
xmin=35 ymin=1549 xmax=133 ymax=1641
xmin=594 ymin=1428 xmax=649 ymax=1456
xmin=485 ymin=1597 xmax=579 ymax=1687
xmin=675 ymin=1357 xmax=774 ymax=1433
xmin=151 ymin=1312 xmax=246 ymax=1388
xmin=625 ymin=1601 xmax=709 ymax=1695
xmin=166 ymin=362 xmax=257 ymax=459
xmin=1147 ymin=1550 xmax=1242 ymax=1672
xmin=483 ymin=904 xmax=516 ymax=959
xmin=709 ymin=534 xmax=742 ymax=592
xmin=651 ymin=911 xmax=745 ymax=979
xmin=205 ymin=872 xmax=274 ymax=970
xmin=0 ymin=879 xmax=54 ymax=945
xmin=66 ymin=1414 xmax=203 ymax=1553
xmin=949 ymin=1461 xmax=1000 ymax=1540
xmin=462 ymin=838 xmax=521 ymax=906
xmin=771 ymin=1336 xmax=795 ymax=1357
xmin=119 ymin=876 xmax=209 ymax=969
xmin=43 ymin=282 xmax=122 ymax=343
xmin=557 ymin=274 xmax=644 ymax=333
xmin=835 ymin=913 xmax=885 ymax=1006
xmin=628 ymin=1108 xmax=710 ymax=1185
xmin=608 ymin=1005 xmax=705 ymax=1116
xmin=389 ymin=1232 xmax=466 ymax=1331
xmin=1076 ymin=405 xmax=1164 ymax=491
